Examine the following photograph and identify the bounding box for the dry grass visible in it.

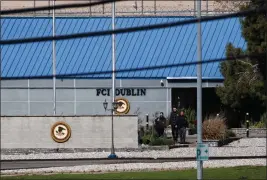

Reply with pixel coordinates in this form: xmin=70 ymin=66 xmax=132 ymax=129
xmin=202 ymin=115 xmax=227 ymax=140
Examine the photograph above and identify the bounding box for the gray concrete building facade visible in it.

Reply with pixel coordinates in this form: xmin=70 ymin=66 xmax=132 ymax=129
xmin=1 ymin=79 xmax=222 ymax=124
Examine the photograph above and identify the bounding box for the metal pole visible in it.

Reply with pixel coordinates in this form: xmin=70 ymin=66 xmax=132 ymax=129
xmin=154 ymin=0 xmax=156 ymax=14
xmin=0 ymin=3 xmax=2 ymax=116
xmin=246 ymin=113 xmax=249 ymax=138
xmin=265 ymin=4 xmax=267 ymax=131
xmin=111 ymin=108 xmax=115 ymax=153
xmin=89 ymin=0 xmax=92 ymax=16
xmin=166 ymin=80 xmax=169 ymax=117
xmin=206 ymin=0 xmax=208 ymax=16
xmin=52 ymin=0 xmax=57 ymax=116
xmin=146 ymin=114 xmax=149 ymax=131
xmin=194 ymin=0 xmax=196 ymax=17
xmin=141 ymin=0 xmax=143 ymax=14
xmin=109 ymin=0 xmax=117 ymax=159
xmin=34 ymin=0 xmax=36 ymax=17
xmin=49 ymin=0 xmax=50 ymax=16
xmin=197 ymin=0 xmax=203 ymax=180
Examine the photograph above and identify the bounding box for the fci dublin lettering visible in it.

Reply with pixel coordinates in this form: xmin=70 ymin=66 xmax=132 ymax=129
xmin=96 ymin=88 xmax=146 ymax=96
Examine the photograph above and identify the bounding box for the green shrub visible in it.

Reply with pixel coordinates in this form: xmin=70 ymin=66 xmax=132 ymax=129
xmin=261 ymin=112 xmax=267 ymax=122
xmin=150 ymin=136 xmax=174 ymax=146
xmin=189 ymin=128 xmax=197 ymax=135
xmin=252 ymin=121 xmax=265 ymax=128
xmin=251 ymin=113 xmax=266 ymax=128
xmin=225 ymin=129 xmax=236 ymax=138
xmin=140 ymin=126 xmax=154 ymax=144
xmin=202 ymin=115 xmax=227 ymax=140
xmin=140 ymin=126 xmax=174 ymax=146
xmin=181 ymin=107 xmax=196 ymax=129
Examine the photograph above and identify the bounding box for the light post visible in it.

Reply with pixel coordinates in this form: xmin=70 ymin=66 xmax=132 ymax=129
xmin=177 ymin=96 xmax=181 ymax=109
xmin=246 ymin=112 xmax=249 ymax=138
xmin=103 ymin=99 xmax=119 ymax=159
xmin=197 ymin=0 xmax=203 ymax=179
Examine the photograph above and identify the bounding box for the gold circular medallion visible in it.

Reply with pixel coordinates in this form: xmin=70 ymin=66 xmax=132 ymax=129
xmin=51 ymin=121 xmax=71 ymax=143
xmin=115 ymin=98 xmax=130 ymax=115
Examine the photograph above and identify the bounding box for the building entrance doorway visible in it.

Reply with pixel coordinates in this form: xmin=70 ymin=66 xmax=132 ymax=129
xmin=171 ymin=88 xmax=196 ymax=110
xmin=171 ymin=88 xmax=222 ymax=117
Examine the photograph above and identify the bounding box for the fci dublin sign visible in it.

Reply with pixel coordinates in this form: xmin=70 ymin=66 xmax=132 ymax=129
xmin=96 ymin=88 xmax=146 ymax=96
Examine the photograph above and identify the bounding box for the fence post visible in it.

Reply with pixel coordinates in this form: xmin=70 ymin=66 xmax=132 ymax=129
xmin=246 ymin=112 xmax=249 ymax=138
xmin=141 ymin=0 xmax=143 ymax=14
xmin=146 ymin=114 xmax=149 ymax=131
xmin=154 ymin=0 xmax=156 ymax=14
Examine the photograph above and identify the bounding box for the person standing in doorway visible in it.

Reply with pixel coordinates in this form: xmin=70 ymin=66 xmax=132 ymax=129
xmin=177 ymin=110 xmax=188 ymax=144
xmin=169 ymin=107 xmax=179 ymax=142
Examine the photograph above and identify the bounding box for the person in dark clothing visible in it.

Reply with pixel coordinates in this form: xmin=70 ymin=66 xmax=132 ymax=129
xmin=169 ymin=107 xmax=179 ymax=142
xmin=154 ymin=112 xmax=166 ymax=137
xmin=177 ymin=110 xmax=188 ymax=144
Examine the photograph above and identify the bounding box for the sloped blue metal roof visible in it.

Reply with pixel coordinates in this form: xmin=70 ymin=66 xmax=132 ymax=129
xmin=1 ymin=17 xmax=246 ymax=79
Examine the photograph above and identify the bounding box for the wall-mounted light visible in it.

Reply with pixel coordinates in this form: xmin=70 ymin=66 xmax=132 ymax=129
xmin=160 ymin=79 xmax=164 ymax=87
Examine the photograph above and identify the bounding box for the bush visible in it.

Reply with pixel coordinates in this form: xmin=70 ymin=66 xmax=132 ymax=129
xmin=261 ymin=112 xmax=267 ymax=122
xmin=225 ymin=129 xmax=236 ymax=138
xmin=182 ymin=107 xmax=196 ymax=129
xmin=139 ymin=126 xmax=174 ymax=146
xmin=189 ymin=128 xmax=197 ymax=135
xmin=202 ymin=115 xmax=227 ymax=140
xmin=251 ymin=113 xmax=266 ymax=128
xmin=252 ymin=121 xmax=265 ymax=128
xmin=140 ymin=126 xmax=154 ymax=144
xmin=150 ymin=136 xmax=174 ymax=146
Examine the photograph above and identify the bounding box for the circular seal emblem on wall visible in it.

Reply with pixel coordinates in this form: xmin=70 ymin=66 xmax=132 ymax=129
xmin=51 ymin=121 xmax=71 ymax=143
xmin=115 ymin=98 xmax=130 ymax=115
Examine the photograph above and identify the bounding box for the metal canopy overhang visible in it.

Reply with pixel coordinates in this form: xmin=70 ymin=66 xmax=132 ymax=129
xmin=167 ymin=76 xmax=224 ymax=80
xmin=166 ymin=77 xmax=224 ymax=88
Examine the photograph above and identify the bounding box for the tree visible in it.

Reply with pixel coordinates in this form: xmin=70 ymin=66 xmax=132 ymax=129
xmin=216 ymin=44 xmax=265 ymax=127
xmin=213 ymin=0 xmax=248 ymax=13
xmin=215 ymin=0 xmax=266 ymax=78
xmin=216 ymin=0 xmax=266 ymax=127
xmin=240 ymin=0 xmax=267 ymax=78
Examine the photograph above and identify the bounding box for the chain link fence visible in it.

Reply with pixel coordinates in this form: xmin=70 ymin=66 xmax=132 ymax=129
xmin=0 ymin=0 xmax=248 ymax=16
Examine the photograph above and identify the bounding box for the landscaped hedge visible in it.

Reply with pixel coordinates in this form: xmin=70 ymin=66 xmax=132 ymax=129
xmin=139 ymin=126 xmax=174 ymax=146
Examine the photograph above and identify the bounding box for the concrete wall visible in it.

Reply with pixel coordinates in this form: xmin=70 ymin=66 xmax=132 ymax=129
xmin=231 ymin=128 xmax=267 ymax=137
xmin=1 ymin=115 xmax=138 ymax=149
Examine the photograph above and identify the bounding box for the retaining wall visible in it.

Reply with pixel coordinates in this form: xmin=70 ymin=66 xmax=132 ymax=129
xmin=1 ymin=115 xmax=138 ymax=149
xmin=231 ymin=128 xmax=267 ymax=137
